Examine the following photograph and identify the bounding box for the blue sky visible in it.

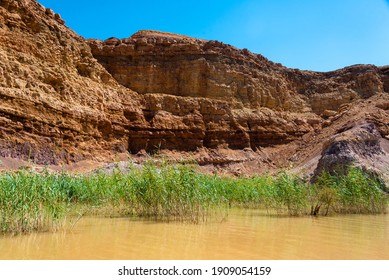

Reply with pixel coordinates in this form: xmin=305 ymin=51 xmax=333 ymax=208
xmin=38 ymin=0 xmax=389 ymax=72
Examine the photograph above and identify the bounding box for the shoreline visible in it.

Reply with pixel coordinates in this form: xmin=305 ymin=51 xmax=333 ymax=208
xmin=1 ymin=162 xmax=387 ymax=235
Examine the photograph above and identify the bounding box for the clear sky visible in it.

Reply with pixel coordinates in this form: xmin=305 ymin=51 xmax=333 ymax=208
xmin=38 ymin=0 xmax=389 ymax=72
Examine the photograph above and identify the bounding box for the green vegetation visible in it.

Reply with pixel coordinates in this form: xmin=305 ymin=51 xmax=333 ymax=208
xmin=0 ymin=170 xmax=68 ymax=234
xmin=0 ymin=163 xmax=387 ymax=234
xmin=310 ymin=167 xmax=387 ymax=215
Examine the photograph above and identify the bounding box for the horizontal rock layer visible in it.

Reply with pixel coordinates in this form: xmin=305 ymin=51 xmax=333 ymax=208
xmin=88 ymin=30 xmax=389 ymax=156
xmin=0 ymin=0 xmax=144 ymax=164
xmin=1 ymin=1 xmax=389 ymax=178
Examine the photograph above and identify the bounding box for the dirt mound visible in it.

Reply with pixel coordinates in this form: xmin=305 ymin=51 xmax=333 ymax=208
xmin=313 ymin=123 xmax=389 ymax=178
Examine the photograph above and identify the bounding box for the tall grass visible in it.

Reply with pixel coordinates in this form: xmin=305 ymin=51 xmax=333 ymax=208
xmin=310 ymin=167 xmax=387 ymax=215
xmin=207 ymin=173 xmax=308 ymax=215
xmin=0 ymin=163 xmax=387 ymax=234
xmin=0 ymin=171 xmax=68 ymax=234
xmin=128 ymin=162 xmax=213 ymax=222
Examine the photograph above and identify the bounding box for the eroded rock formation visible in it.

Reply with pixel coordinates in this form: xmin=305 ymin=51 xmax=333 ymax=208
xmin=88 ymin=31 xmax=389 ymax=168
xmin=0 ymin=0 xmax=143 ymax=165
xmin=1 ymin=1 xmax=389 ymax=179
xmin=313 ymin=123 xmax=387 ymax=177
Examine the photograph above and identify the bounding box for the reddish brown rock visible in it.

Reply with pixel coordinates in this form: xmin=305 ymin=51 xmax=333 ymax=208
xmin=88 ymin=31 xmax=389 ymax=158
xmin=0 ymin=0 xmax=143 ymax=164
xmin=1 ymin=1 xmax=389 ymax=178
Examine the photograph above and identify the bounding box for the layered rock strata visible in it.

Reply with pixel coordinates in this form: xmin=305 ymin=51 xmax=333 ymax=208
xmin=1 ymin=1 xmax=389 ymax=179
xmin=0 ymin=0 xmax=144 ymax=164
xmin=88 ymin=31 xmax=389 ymax=157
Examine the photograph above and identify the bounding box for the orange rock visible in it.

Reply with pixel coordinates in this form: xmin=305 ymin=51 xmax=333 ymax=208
xmin=1 ymin=1 xmax=389 ymax=178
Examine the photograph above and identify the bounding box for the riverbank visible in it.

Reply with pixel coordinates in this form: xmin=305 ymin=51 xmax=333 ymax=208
xmin=0 ymin=162 xmax=387 ymax=234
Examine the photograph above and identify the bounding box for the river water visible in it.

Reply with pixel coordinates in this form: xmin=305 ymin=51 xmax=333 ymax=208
xmin=0 ymin=209 xmax=388 ymax=259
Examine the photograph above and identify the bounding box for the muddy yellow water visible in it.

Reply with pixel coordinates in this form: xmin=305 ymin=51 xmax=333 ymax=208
xmin=1 ymin=209 xmax=388 ymax=259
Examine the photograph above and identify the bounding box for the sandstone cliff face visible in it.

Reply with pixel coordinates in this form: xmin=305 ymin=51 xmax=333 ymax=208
xmin=88 ymin=30 xmax=388 ymax=157
xmin=0 ymin=0 xmax=143 ymax=164
xmin=88 ymin=31 xmax=320 ymax=153
xmin=89 ymin=31 xmax=387 ymax=116
xmin=289 ymin=64 xmax=385 ymax=114
xmin=89 ymin=31 xmax=308 ymax=112
xmin=1 ymin=1 xmax=389 ymax=178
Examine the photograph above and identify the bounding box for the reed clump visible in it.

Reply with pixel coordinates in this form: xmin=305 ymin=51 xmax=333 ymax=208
xmin=128 ymin=162 xmax=214 ymax=222
xmin=0 ymin=170 xmax=68 ymax=234
xmin=0 ymin=163 xmax=387 ymax=234
xmin=310 ymin=167 xmax=387 ymax=215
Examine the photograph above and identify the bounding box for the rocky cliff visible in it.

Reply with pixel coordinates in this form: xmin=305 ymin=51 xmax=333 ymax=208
xmin=1 ymin=0 xmax=389 ymax=179
xmin=88 ymin=31 xmax=321 ymax=154
xmin=0 ymin=0 xmax=144 ymax=166
xmin=87 ymin=30 xmax=389 ymax=177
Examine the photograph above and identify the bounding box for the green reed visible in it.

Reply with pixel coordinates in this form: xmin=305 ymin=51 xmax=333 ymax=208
xmin=0 ymin=170 xmax=67 ymax=234
xmin=0 ymin=163 xmax=387 ymax=234
xmin=128 ymin=162 xmax=214 ymax=222
xmin=310 ymin=167 xmax=387 ymax=215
